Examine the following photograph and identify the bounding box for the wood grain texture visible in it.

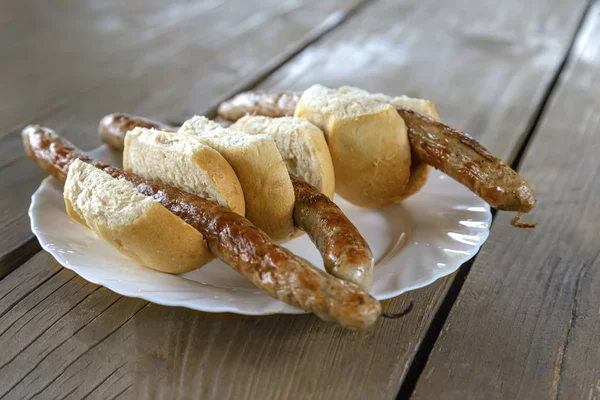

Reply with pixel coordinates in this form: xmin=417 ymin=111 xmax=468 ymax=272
xmin=132 ymin=296 xmax=443 ymax=400
xmin=8 ymin=299 xmax=145 ymax=400
xmin=0 ymin=0 xmax=365 ymax=271
xmin=413 ymin=3 xmax=600 ymax=399
xmin=0 ymin=252 xmax=62 ymax=318
xmin=0 ymin=0 xmax=594 ymax=398
xmin=0 ymin=255 xmax=438 ymax=400
xmin=0 ymin=253 xmax=146 ymax=400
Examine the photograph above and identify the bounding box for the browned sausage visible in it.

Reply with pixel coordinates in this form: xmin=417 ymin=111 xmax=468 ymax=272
xmin=291 ymin=176 xmax=374 ymax=291
xmin=217 ymin=91 xmax=299 ymax=121
xmin=217 ymin=91 xmax=537 ymax=226
xmin=22 ymin=125 xmax=381 ymax=330
xmin=394 ymin=106 xmax=536 ymax=227
xmin=98 ymin=113 xmax=375 ymax=290
xmin=99 ymin=113 xmax=175 ymax=151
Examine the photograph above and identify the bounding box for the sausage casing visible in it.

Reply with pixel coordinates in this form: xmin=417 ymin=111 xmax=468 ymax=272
xmin=99 ymin=113 xmax=175 ymax=151
xmin=291 ymin=176 xmax=374 ymax=291
xmin=394 ymin=106 xmax=536 ymax=215
xmin=217 ymin=91 xmax=299 ymax=121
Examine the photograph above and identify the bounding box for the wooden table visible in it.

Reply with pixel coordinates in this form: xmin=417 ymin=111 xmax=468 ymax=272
xmin=1 ymin=0 xmax=599 ymax=398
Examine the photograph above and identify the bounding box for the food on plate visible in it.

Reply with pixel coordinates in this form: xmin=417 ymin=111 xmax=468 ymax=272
xmin=217 ymin=86 xmax=537 ymax=226
xmin=290 ymin=175 xmax=373 ymax=290
xmin=217 ymin=91 xmax=300 ymax=122
xmin=392 ymin=106 xmax=536 ymax=228
xmin=22 ymin=125 xmax=384 ymax=330
xmin=123 ymin=127 xmax=245 ymax=216
xmin=336 ymin=85 xmax=437 ymax=200
xmin=65 ymin=159 xmax=213 ymax=273
xmin=230 ymin=115 xmax=335 ymax=199
xmin=295 ymin=85 xmax=413 ymax=207
xmin=25 ymin=80 xmax=525 ymax=328
xmin=178 ymin=116 xmax=296 ymax=242
xmin=231 ymin=115 xmax=373 ymax=289
xmin=104 ymin=114 xmax=298 ymax=242
xmin=99 ymin=113 xmax=374 ymax=291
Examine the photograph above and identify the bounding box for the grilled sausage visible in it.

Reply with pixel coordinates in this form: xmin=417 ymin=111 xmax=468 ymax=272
xmin=217 ymin=91 xmax=299 ymax=121
xmin=217 ymin=90 xmax=537 ymax=226
xmin=394 ymin=106 xmax=536 ymax=227
xmin=291 ymin=176 xmax=374 ymax=291
xmin=98 ymin=113 xmax=375 ymax=289
xmin=99 ymin=113 xmax=175 ymax=151
xmin=22 ymin=125 xmax=382 ymax=330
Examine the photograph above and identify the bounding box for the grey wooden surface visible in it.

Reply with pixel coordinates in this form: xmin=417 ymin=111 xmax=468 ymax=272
xmin=413 ymin=2 xmax=600 ymax=398
xmin=0 ymin=0 xmax=598 ymax=398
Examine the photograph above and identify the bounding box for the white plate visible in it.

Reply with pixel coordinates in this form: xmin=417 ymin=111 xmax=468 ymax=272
xmin=29 ymin=145 xmax=491 ymax=315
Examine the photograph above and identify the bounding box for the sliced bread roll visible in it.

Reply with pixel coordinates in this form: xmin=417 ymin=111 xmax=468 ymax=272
xmin=230 ymin=115 xmax=335 ymax=199
xmin=338 ymin=85 xmax=441 ymax=200
xmin=64 ymin=159 xmax=212 ymax=274
xmin=123 ymin=127 xmax=245 ymax=216
xmin=294 ymin=84 xmax=412 ymax=208
xmin=179 ymin=116 xmax=295 ymax=242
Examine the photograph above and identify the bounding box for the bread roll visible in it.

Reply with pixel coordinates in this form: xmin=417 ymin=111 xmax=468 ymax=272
xmin=337 ymin=86 xmax=439 ymax=118
xmin=123 ymin=127 xmax=245 ymax=216
xmin=64 ymin=159 xmax=212 ymax=273
xmin=231 ymin=115 xmax=335 ymax=199
xmin=294 ymin=84 xmax=412 ymax=208
xmin=337 ymin=85 xmax=441 ymax=200
xmin=179 ymin=116 xmax=295 ymax=242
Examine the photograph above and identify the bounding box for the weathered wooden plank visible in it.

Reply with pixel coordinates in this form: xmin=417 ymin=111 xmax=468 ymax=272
xmin=0 ymin=251 xmax=442 ymax=399
xmin=413 ymin=3 xmax=600 ymax=399
xmin=112 ymin=386 xmax=134 ymax=400
xmin=5 ymin=298 xmax=145 ymax=400
xmin=130 ymin=293 xmax=441 ymax=400
xmin=0 ymin=252 xmax=61 ymax=318
xmin=0 ymin=0 xmax=366 ymax=272
xmin=0 ymin=268 xmax=84 ymax=341
xmin=82 ymin=361 xmax=131 ymax=400
xmin=0 ymin=253 xmax=146 ymax=399
xmin=1 ymin=0 xmax=592 ymax=398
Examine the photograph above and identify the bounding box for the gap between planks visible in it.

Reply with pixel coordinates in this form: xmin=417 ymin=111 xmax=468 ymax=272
xmin=396 ymin=0 xmax=597 ymax=398
xmin=0 ymin=238 xmax=40 ymax=281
